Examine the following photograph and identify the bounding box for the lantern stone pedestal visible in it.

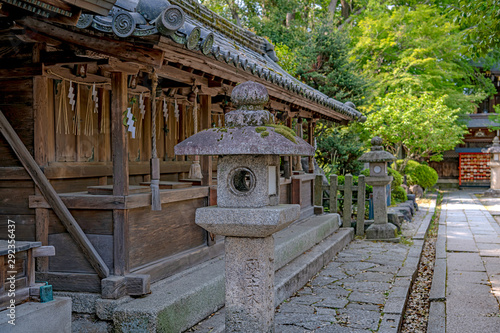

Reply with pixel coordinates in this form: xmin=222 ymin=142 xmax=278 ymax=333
xmin=359 ymin=137 xmax=398 ymax=242
xmin=175 ymin=81 xmax=314 ymax=332
xmin=483 ymin=136 xmax=500 ymax=197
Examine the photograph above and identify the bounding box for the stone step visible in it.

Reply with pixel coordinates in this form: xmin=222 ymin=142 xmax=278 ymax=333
xmin=112 ymin=213 xmax=346 ymax=332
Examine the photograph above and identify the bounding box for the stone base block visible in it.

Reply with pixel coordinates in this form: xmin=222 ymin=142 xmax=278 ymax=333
xmin=196 ymin=204 xmax=300 ymax=237
xmin=366 ymin=223 xmax=398 ymax=242
xmin=314 ymin=205 xmax=324 ymax=215
xmin=0 ymin=297 xmax=71 ymax=333
xmin=482 ymin=189 xmax=500 ymax=197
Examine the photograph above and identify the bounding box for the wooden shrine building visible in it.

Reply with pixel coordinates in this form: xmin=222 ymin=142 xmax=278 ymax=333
xmin=0 ymin=0 xmax=363 ymax=303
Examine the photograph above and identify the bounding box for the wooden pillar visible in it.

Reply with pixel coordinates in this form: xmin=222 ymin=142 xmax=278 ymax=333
xmin=35 ymin=208 xmax=49 ymax=272
xmin=111 ymin=72 xmax=129 ymax=276
xmin=33 ymin=43 xmax=54 ymax=273
xmin=111 ymin=72 xmax=129 ymax=196
xmin=176 ymin=103 xmax=186 ymax=162
xmin=285 ymin=115 xmax=293 ymax=176
xmin=291 ymin=178 xmax=301 ymax=205
xmin=199 ymin=94 xmax=212 ymax=186
xmin=308 ymin=120 xmax=315 ymax=173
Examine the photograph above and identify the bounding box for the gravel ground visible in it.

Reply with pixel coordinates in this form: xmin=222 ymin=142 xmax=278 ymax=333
xmin=400 ymin=196 xmax=441 ymax=333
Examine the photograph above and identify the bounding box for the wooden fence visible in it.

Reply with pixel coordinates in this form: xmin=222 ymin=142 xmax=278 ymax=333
xmin=314 ymin=174 xmax=366 ymax=236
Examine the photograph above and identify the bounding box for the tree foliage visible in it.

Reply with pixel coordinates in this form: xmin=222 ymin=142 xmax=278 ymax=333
xmin=315 ymin=122 xmax=365 ymax=175
xmin=366 ymin=92 xmax=468 ymax=168
xmin=349 ymin=4 xmax=495 ymax=112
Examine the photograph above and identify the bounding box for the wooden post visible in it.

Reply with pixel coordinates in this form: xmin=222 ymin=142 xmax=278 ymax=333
xmin=343 ymin=174 xmax=353 ymax=227
xmin=111 ymin=72 xmax=129 ymax=196
xmin=111 ymin=72 xmax=129 ymax=276
xmin=199 ymin=94 xmax=212 ymax=186
xmin=0 ymin=110 xmax=109 ymax=278
xmin=113 ymin=210 xmax=129 ymax=276
xmin=356 ymin=175 xmax=366 ymax=236
xmin=291 ymin=178 xmax=301 ymax=205
xmin=35 ymin=208 xmax=49 ymax=272
xmin=176 ymin=103 xmax=186 ymax=162
xmin=329 ymin=174 xmax=338 ymax=214
xmin=314 ymin=175 xmax=323 ymax=206
xmin=308 ymin=120 xmax=315 ymax=173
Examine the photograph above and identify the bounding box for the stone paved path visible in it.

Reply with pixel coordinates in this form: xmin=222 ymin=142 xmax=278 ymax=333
xmin=274 ymin=241 xmax=410 ymax=332
xmin=439 ymin=191 xmax=500 ymax=333
xmin=187 ymin=200 xmax=434 ymax=333
xmin=274 ymin=200 xmax=435 ymax=333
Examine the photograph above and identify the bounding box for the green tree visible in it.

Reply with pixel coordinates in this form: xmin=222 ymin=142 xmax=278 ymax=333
xmin=349 ymin=4 xmax=495 ymax=112
xmin=296 ymin=22 xmax=367 ymax=105
xmin=365 ymin=91 xmax=468 ymax=171
xmin=315 ymin=122 xmax=366 ymax=175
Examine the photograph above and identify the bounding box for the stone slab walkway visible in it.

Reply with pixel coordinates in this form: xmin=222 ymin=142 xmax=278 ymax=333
xmin=429 ymin=191 xmax=500 ymax=333
xmin=187 ymin=198 xmax=436 ymax=332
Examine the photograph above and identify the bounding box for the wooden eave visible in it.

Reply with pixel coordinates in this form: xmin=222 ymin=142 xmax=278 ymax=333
xmin=10 ymin=16 xmax=352 ymax=122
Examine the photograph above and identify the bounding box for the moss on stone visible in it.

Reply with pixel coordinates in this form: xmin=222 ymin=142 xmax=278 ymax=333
xmin=273 ymin=127 xmax=297 ymax=143
xmin=266 ymin=124 xmax=297 ymax=137
xmin=260 ymin=131 xmax=269 ymax=138
xmin=255 ymin=126 xmax=267 ymax=133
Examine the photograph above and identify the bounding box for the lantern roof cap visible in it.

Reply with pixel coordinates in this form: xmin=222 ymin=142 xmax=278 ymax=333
xmin=484 ymin=136 xmax=500 ymax=154
xmin=358 ymin=136 xmax=396 ymax=163
xmin=175 ymin=81 xmax=314 ymax=156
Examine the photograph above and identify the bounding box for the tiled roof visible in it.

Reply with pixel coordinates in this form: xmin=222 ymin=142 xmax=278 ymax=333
xmin=75 ymin=0 xmax=364 ymax=121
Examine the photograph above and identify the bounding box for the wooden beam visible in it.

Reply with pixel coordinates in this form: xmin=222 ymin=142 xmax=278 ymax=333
xmin=111 ymin=72 xmax=129 ymax=196
xmin=0 ymin=109 xmax=110 ymax=278
xmin=42 ymin=52 xmax=110 ymax=66
xmin=159 ymin=42 xmax=350 ymax=122
xmin=17 ymin=17 xmax=163 ymax=67
xmin=199 ymin=94 xmax=212 ymax=186
xmin=0 ymin=64 xmax=43 ymax=78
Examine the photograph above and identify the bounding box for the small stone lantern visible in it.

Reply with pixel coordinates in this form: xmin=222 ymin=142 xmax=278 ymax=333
xmin=175 ymin=81 xmax=314 ymax=332
xmin=483 ymin=136 xmax=500 ymax=197
xmin=358 ymin=136 xmax=398 ymax=241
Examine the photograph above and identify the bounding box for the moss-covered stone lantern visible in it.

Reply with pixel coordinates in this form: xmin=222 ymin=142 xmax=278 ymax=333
xmin=175 ymin=81 xmax=314 ymax=332
xmin=358 ymin=136 xmax=398 ymax=241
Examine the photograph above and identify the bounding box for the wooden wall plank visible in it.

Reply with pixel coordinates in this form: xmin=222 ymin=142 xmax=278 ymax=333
xmin=48 ymin=233 xmax=113 ymax=274
xmin=0 ymin=214 xmax=35 ymax=241
xmin=128 ymin=198 xmax=206 ymax=270
xmin=48 ymin=209 xmax=113 ymax=235
xmin=0 ymin=109 xmax=110 ymax=278
xmin=35 ymin=272 xmax=101 ymax=293
xmin=33 ymin=75 xmax=53 ymax=166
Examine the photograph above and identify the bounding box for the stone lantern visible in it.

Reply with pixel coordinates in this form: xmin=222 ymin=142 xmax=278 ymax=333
xmin=175 ymin=81 xmax=314 ymax=332
xmin=483 ymin=136 xmax=500 ymax=197
xmin=358 ymin=136 xmax=398 ymax=241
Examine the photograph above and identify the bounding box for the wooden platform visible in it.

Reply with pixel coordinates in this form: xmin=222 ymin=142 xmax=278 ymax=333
xmin=139 ymin=181 xmax=193 ymax=189
xmin=87 ymin=185 xmax=151 ymax=195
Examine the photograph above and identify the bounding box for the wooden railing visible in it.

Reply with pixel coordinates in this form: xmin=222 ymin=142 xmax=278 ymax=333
xmin=315 ymin=174 xmax=366 ymax=236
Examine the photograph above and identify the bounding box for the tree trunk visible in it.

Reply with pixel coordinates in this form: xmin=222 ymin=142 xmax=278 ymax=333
xmin=226 ymin=0 xmax=241 ymax=27
xmin=286 ymin=12 xmax=294 ymax=27
xmin=328 ymin=0 xmax=338 ymax=16
xmin=340 ymin=0 xmax=351 ymax=19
